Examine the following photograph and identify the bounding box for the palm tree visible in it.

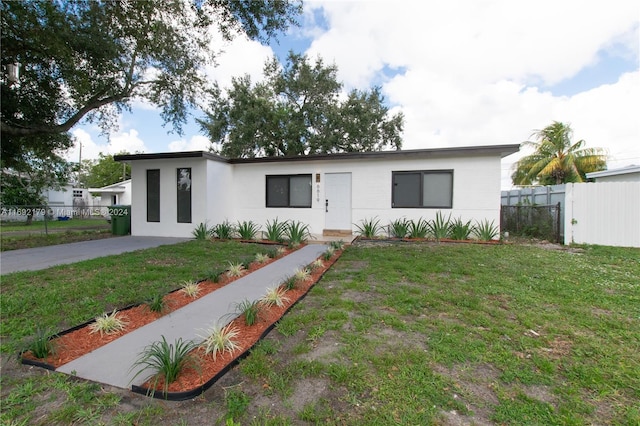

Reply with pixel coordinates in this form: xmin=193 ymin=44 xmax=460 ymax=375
xmin=512 ymin=121 xmax=607 ymax=185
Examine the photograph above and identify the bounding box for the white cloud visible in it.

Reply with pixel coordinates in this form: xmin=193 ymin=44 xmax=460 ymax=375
xmin=307 ymin=0 xmax=638 ymax=89
xmin=66 ymin=128 xmax=149 ymax=162
xmin=301 ymin=0 xmax=639 ymax=189
xmin=204 ymin=33 xmax=274 ymax=91
xmin=167 ymin=135 xmax=212 ymax=152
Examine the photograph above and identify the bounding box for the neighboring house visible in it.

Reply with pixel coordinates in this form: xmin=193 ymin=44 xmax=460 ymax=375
xmin=585 ymin=165 xmax=640 ymax=183
xmin=1 ymin=185 xmax=95 ymax=221
xmin=89 ymin=179 xmax=132 ymax=207
xmin=114 ymin=144 xmax=520 ymax=238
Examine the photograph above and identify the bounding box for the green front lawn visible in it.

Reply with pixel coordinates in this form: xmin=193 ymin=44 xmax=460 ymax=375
xmin=1 ymin=241 xmax=638 ymax=425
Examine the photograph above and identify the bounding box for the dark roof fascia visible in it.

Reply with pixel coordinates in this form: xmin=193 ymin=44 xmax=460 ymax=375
xmin=114 ymin=151 xmax=228 ymax=163
xmin=229 ymin=144 xmax=521 ymax=164
xmin=113 ymin=144 xmax=520 ymax=164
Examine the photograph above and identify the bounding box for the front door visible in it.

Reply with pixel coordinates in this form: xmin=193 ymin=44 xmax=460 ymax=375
xmin=324 ymin=173 xmax=352 ymax=231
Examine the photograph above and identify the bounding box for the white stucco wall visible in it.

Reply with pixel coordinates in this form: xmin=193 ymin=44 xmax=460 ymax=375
xmin=126 ymin=152 xmax=503 ymax=238
xmin=230 ymin=154 xmax=501 ymax=236
xmin=129 ymin=158 xmax=211 ymax=237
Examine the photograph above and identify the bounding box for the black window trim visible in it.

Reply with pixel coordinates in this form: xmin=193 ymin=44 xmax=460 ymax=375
xmin=266 ymin=174 xmax=312 ymax=208
xmin=392 ymin=169 xmax=454 ymax=209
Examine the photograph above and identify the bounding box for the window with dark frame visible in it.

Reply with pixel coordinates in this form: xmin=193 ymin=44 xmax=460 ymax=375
xmin=147 ymin=169 xmax=160 ymax=222
xmin=392 ymin=170 xmax=453 ymax=208
xmin=176 ymin=167 xmax=192 ymax=223
xmin=266 ymin=174 xmax=312 ymax=208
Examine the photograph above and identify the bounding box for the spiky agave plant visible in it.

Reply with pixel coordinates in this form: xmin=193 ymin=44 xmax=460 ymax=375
xmin=309 ymin=259 xmax=324 ymax=270
xmin=226 ymin=262 xmax=246 ymax=278
xmin=198 ymin=323 xmax=241 ymax=361
xmin=294 ymin=267 xmax=311 ymax=282
xmin=89 ymin=310 xmax=128 ymax=336
xmin=180 ymin=281 xmax=201 ymax=298
xmin=260 ymin=286 xmax=290 ymax=308
xmin=254 ymin=252 xmax=270 ymax=264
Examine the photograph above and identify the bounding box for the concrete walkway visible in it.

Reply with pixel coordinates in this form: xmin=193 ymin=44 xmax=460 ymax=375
xmin=56 ymin=244 xmax=328 ymax=389
xmin=0 ymin=236 xmax=189 ymax=274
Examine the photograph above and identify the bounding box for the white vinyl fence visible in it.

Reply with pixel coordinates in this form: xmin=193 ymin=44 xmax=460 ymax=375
xmin=564 ymin=182 xmax=640 ymax=248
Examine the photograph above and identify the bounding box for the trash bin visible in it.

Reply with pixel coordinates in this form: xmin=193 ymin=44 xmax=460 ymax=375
xmin=109 ymin=205 xmax=131 ymax=235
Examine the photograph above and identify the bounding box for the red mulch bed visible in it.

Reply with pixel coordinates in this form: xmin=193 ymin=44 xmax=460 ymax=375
xmin=21 ymin=244 xmax=343 ymax=398
xmin=21 ymin=246 xmax=299 ymax=368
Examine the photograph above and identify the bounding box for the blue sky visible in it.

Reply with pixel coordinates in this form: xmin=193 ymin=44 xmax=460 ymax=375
xmin=69 ymin=1 xmax=640 ymax=189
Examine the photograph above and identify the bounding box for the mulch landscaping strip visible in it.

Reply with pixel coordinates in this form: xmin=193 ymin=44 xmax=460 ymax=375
xmin=131 ymin=251 xmax=342 ymax=400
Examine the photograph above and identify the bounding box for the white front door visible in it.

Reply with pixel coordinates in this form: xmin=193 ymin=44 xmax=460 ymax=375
xmin=324 ymin=173 xmax=352 ymax=231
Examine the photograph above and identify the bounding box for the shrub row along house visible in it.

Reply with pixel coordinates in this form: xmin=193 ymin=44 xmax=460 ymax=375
xmin=114 ymin=144 xmax=520 ymax=239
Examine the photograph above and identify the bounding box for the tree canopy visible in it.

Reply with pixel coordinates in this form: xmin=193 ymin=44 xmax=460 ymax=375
xmin=0 ymin=151 xmax=72 ymax=221
xmin=511 ymin=121 xmax=608 ymax=186
xmin=1 ymin=0 xmax=302 ymax=169
xmin=80 ymin=152 xmax=131 ymax=189
xmin=198 ymin=52 xmax=404 ymax=157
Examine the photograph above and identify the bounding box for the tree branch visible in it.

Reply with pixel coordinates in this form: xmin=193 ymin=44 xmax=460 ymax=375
xmin=1 ymin=89 xmax=133 ymax=137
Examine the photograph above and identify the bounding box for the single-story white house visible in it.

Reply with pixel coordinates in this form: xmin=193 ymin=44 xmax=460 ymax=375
xmin=586 ymin=165 xmax=640 ymax=183
xmin=89 ymin=179 xmax=132 ymax=208
xmin=114 ymin=144 xmax=520 ymax=238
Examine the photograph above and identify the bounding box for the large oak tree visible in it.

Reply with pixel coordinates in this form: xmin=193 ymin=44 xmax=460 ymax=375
xmin=198 ymin=52 xmax=404 ymax=157
xmin=1 ymin=0 xmax=300 ymax=205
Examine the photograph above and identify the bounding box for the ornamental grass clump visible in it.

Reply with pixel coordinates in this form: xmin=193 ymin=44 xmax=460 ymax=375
xmin=284 ymin=220 xmax=311 ymax=247
xmin=407 ymin=218 xmax=429 ymax=239
xmin=226 ymin=262 xmax=246 ymax=278
xmin=284 ymin=276 xmax=297 ymax=291
xmin=428 ymin=211 xmax=452 ymax=241
xmin=130 ymin=336 xmax=198 ymax=395
xmin=237 ymin=220 xmax=261 ymax=240
xmin=323 ymin=246 xmax=335 ymax=260
xmin=234 ymin=299 xmax=261 ymax=326
xmin=199 ymin=323 xmax=241 ymax=361
xmin=29 ymin=327 xmax=55 ymax=359
xmin=474 ymin=219 xmax=499 ymax=241
xmin=389 ymin=218 xmax=409 ymax=238
xmin=254 ymin=252 xmax=270 ymax=264
xmin=329 ymin=240 xmax=345 ymax=251
xmin=180 ymin=281 xmax=201 ymax=299
xmin=192 ymin=222 xmax=214 ymax=240
xmin=310 ymin=259 xmax=324 ymax=270
xmin=260 ymin=286 xmax=290 ymax=308
xmin=264 ymin=218 xmax=286 ymax=242
xmin=205 ymin=269 xmax=224 ymax=283
xmin=449 ymin=217 xmax=475 ymax=240
xmin=355 ymin=217 xmax=382 ymax=239
xmin=294 ymin=267 xmax=311 ymax=283
xmin=89 ymin=310 xmax=128 ymax=336
xmin=212 ymin=221 xmax=236 ymax=240
xmin=147 ymin=293 xmax=166 ymax=313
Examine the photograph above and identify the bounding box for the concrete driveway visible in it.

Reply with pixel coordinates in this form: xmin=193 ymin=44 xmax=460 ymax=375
xmin=0 ymin=236 xmax=190 ymax=274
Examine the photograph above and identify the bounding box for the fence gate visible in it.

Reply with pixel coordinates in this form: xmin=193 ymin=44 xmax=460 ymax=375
xmin=500 ymin=202 xmax=562 ymax=243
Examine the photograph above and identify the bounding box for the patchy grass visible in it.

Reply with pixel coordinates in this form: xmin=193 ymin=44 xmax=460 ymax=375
xmin=1 ymin=229 xmax=114 ymax=251
xmin=1 ymin=242 xmax=638 ymax=425
xmin=0 ymin=240 xmax=261 ymax=354
xmin=1 ymin=218 xmax=112 ymax=250
xmin=0 ymin=218 xmax=109 ymax=232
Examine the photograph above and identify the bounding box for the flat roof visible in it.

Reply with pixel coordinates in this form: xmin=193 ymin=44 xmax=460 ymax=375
xmin=114 ymin=144 xmax=520 ymax=163
xmin=586 ymin=165 xmax=640 ymax=178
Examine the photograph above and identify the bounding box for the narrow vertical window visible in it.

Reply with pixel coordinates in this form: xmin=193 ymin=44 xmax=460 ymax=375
xmin=177 ymin=168 xmax=192 ymax=223
xmin=147 ymin=169 xmax=160 ymax=222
